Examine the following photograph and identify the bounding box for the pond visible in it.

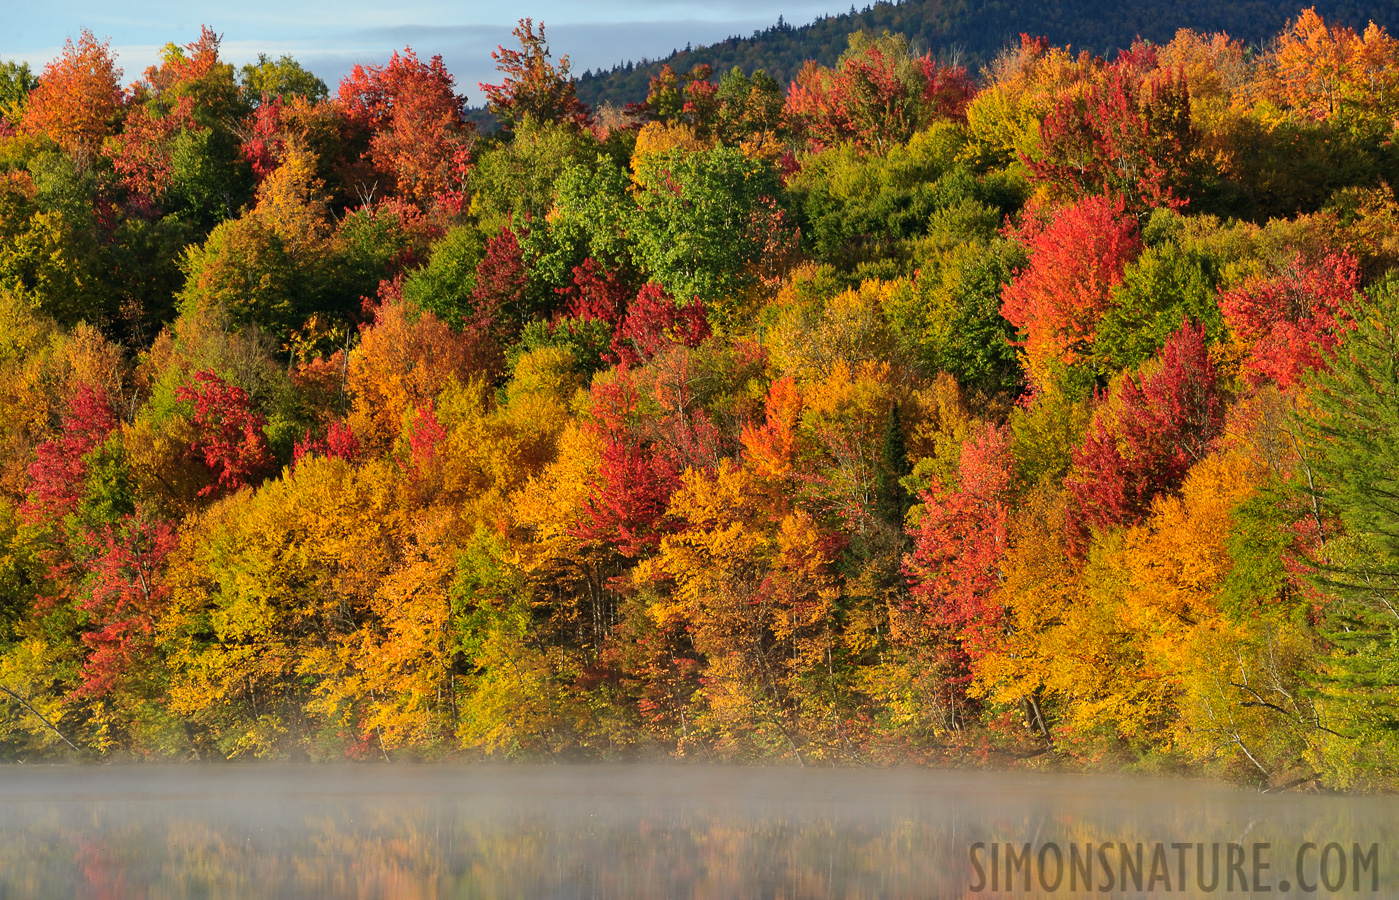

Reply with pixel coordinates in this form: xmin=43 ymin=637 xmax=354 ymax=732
xmin=0 ymin=765 xmax=1394 ymax=898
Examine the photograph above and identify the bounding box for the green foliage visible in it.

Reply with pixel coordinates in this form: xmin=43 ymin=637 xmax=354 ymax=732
xmin=629 ymin=145 xmax=781 ymax=315
xmin=888 ymin=238 xmax=1022 ymax=396
xmin=1091 ymin=240 xmax=1224 ymax=376
xmin=528 ymin=157 xmax=634 ymax=290
xmin=238 ymin=54 xmax=328 ymax=104
xmin=402 ymin=225 xmax=485 ymax=325
xmin=0 ymin=61 xmax=36 ymax=122
xmin=166 ymin=127 xmax=254 ymax=226
xmin=469 ymin=116 xmax=599 ymax=233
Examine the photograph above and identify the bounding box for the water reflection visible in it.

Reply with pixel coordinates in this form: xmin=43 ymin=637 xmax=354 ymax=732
xmin=0 ymin=765 xmax=1395 ymax=898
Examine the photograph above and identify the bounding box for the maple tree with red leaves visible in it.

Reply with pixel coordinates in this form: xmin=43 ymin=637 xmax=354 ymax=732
xmin=1029 ymin=49 xmax=1196 ymax=211
xmin=175 ymin=371 xmax=275 ymax=498
xmin=902 ymin=423 xmax=1014 ymax=668
xmin=1220 ymin=250 xmax=1359 ymax=389
xmin=556 ymin=257 xmax=632 ymax=324
xmin=337 ymin=48 xmax=475 ymax=206
xmin=1001 ymin=194 xmax=1143 ymax=388
xmin=74 ymin=514 xmax=178 ymax=699
xmin=25 ymin=384 xmax=120 ymax=523
xmin=610 ymin=283 xmax=711 ymax=367
xmin=574 ymin=371 xmax=683 ymax=558
xmin=1065 ymin=320 xmax=1224 ymax=546
xmin=480 ymin=18 xmax=591 ymax=133
xmin=785 ymin=32 xmax=971 ymax=150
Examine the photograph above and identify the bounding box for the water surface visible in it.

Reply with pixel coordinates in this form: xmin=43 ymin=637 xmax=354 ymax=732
xmin=0 ymin=765 xmax=1395 ymax=898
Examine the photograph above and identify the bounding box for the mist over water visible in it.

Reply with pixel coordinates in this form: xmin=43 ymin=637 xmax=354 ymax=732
xmin=0 ymin=765 xmax=1395 ymax=899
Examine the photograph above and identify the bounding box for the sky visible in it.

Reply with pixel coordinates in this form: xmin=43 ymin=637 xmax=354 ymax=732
xmin=3 ymin=1 xmax=859 ymax=105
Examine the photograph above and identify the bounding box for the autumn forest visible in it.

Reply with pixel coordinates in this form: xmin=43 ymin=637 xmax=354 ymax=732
xmin=0 ymin=10 xmax=1397 ymax=790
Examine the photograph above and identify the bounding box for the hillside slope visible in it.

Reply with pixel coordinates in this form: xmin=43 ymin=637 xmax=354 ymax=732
xmin=574 ymin=0 xmax=1396 ymax=108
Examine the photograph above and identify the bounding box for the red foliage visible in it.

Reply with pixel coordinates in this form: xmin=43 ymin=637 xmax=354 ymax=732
xmin=25 ymin=384 xmax=119 ymax=523
xmin=902 ymin=422 xmax=1014 ymax=665
xmin=471 ymin=226 xmax=528 ymax=330
xmin=336 ymin=48 xmax=475 ymax=205
xmin=107 ymin=96 xmax=199 ymax=205
xmin=626 ymin=63 xmax=721 ymax=136
xmin=405 ymin=401 xmax=447 ymax=475
xmin=241 ymin=96 xmax=285 ymax=181
xmin=574 ymin=371 xmax=682 ymax=558
xmin=1029 ymin=50 xmax=1195 ymax=211
xmin=74 ymin=514 xmax=177 ymax=699
xmin=138 ymin=26 xmax=226 ymax=100
xmin=19 ymin=30 xmax=124 ymax=159
xmin=1001 ymin=194 xmax=1142 ymax=387
xmin=1219 ymin=251 xmax=1359 ymax=389
xmin=293 ymin=421 xmax=361 ymax=465
xmin=784 ymin=40 xmax=971 ymax=150
xmin=1065 ymin=321 xmax=1224 ymax=546
xmin=610 ymin=283 xmax=711 ymax=367
xmin=175 ymin=371 xmax=275 ymax=498
xmin=479 ymin=19 xmax=591 ymax=131
xmin=556 ymin=257 xmax=632 ymax=323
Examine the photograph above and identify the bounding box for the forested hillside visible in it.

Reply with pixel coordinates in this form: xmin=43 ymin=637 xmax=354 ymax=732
xmin=573 ymin=0 xmax=1398 ymax=108
xmin=1 ymin=12 xmax=1399 ymax=789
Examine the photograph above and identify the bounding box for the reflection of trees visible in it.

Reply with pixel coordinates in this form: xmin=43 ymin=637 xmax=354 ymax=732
xmin=0 ymin=769 xmax=1395 ymax=898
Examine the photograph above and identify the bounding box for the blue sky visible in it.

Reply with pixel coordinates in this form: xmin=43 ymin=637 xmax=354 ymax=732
xmin=3 ymin=1 xmax=857 ymax=104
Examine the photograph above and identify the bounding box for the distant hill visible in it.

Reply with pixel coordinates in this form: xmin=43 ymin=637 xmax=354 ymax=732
xmin=572 ymin=0 xmax=1397 ymax=110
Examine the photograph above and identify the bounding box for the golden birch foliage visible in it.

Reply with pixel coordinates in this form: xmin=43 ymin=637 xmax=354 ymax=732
xmin=766 ymin=278 xmax=900 ymax=385
xmin=642 ymin=461 xmax=841 ymax=760
xmin=161 ymin=456 xmax=401 ymax=757
xmin=1117 ymin=450 xmax=1315 ymax=776
xmin=972 ymin=485 xmax=1162 ymax=748
xmin=510 ymin=420 xmax=602 ymax=573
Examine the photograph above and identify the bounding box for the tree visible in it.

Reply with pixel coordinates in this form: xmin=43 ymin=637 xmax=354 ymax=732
xmin=480 ymin=19 xmax=590 ymax=133
xmin=902 ymin=423 xmax=1014 ymax=672
xmin=1220 ymin=251 xmax=1359 ymax=390
xmin=1262 ymin=10 xmax=1399 ymax=140
xmin=239 ymin=54 xmax=328 ymax=105
xmin=1065 ymin=320 xmax=1224 ymax=545
xmin=336 ymin=49 xmax=475 ymax=207
xmin=784 ymin=32 xmax=971 ymax=151
xmin=630 ymin=145 xmax=785 ymax=316
xmin=1000 ymin=194 xmax=1142 ymax=391
xmin=1029 ymin=50 xmax=1196 ymax=212
xmin=19 ymin=31 xmax=123 ymax=162
xmin=1306 ymin=275 xmax=1399 ymax=782
xmin=175 ymin=371 xmax=274 ymax=498
xmin=609 ymin=283 xmax=710 ymax=367
xmin=24 ymin=384 xmax=119 ymax=522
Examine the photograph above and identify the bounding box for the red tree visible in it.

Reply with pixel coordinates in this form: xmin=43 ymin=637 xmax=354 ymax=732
xmin=1065 ymin=321 xmax=1223 ymax=546
xmin=610 ymin=283 xmax=711 ymax=367
xmin=479 ymin=19 xmax=591 ymax=132
xmin=902 ymin=422 xmax=1014 ymax=667
xmin=75 ymin=514 xmax=178 ymax=699
xmin=337 ymin=48 xmax=475 ymax=206
xmin=556 ymin=257 xmax=632 ymax=323
xmin=175 ymin=371 xmax=274 ymax=498
xmin=784 ymin=36 xmax=971 ymax=150
xmin=1001 ymin=194 xmax=1142 ymax=388
xmin=1029 ymin=49 xmax=1196 ymax=211
xmin=574 ymin=371 xmax=682 ymax=558
xmin=25 ymin=384 xmax=119 ymax=523
xmin=1219 ymin=251 xmax=1359 ymax=389
xmin=293 ymin=421 xmax=361 ymax=465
